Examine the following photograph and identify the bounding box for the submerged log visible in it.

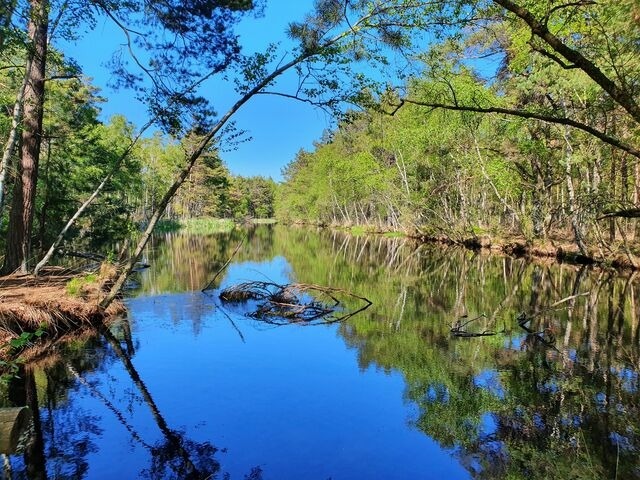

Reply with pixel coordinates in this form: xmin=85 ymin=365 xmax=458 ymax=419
xmin=0 ymin=407 xmax=31 ymax=454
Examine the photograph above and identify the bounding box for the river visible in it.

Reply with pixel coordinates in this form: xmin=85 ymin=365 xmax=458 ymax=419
xmin=2 ymin=225 xmax=639 ymax=479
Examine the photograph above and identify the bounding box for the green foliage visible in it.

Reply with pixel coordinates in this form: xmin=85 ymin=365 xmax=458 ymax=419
xmin=0 ymin=326 xmax=47 ymax=384
xmin=276 ymin=1 xmax=640 ymax=254
xmin=66 ymin=274 xmax=98 ymax=297
xmin=8 ymin=328 xmax=46 ymax=350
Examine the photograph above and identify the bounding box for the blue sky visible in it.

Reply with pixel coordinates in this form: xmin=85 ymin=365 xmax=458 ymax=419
xmin=61 ymin=1 xmax=331 ymax=181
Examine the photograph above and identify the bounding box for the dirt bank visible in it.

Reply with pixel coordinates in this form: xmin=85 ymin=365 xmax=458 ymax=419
xmin=419 ymin=233 xmax=639 ymax=269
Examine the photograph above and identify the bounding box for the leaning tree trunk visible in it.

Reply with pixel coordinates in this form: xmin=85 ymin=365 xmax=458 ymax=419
xmin=2 ymin=0 xmax=48 ymax=275
xmin=33 ymin=120 xmax=152 ymax=276
xmin=98 ymin=3 xmax=407 ymax=309
xmin=99 ymin=49 xmax=318 ymax=309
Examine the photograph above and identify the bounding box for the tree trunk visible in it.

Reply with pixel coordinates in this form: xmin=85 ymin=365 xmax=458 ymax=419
xmin=2 ymin=0 xmax=48 ymax=275
xmin=0 ymin=70 xmax=28 ymax=218
xmin=24 ymin=370 xmax=46 ymax=480
xmin=531 ymin=158 xmax=546 ymax=239
xmin=610 ymin=146 xmax=617 ymax=243
xmin=36 ymin=138 xmax=51 ymax=252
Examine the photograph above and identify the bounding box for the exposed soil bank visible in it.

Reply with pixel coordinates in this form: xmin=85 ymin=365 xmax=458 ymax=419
xmin=417 ymin=234 xmax=639 ymax=269
xmin=0 ymin=267 xmax=125 ymax=352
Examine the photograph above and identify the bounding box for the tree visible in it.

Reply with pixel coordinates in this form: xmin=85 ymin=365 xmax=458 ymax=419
xmin=2 ymin=0 xmax=48 ymax=274
xmin=2 ymin=0 xmax=258 ymax=274
xmin=100 ymin=0 xmax=441 ymax=307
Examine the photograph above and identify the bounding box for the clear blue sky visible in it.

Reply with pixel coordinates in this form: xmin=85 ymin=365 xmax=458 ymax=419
xmin=61 ymin=1 xmax=331 ymax=181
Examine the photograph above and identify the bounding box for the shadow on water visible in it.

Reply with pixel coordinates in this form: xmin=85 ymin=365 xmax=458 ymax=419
xmin=2 ymin=225 xmax=640 ymax=478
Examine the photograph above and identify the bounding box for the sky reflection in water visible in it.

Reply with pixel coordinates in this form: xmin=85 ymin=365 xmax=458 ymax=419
xmin=4 ymin=226 xmax=640 ymax=479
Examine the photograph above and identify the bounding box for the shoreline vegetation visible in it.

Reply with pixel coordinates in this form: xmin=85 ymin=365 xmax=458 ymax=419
xmin=301 ymin=222 xmax=640 ymax=270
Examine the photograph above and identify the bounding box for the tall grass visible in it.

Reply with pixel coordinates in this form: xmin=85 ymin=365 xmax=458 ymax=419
xmin=154 ymin=217 xmax=277 ymax=234
xmin=155 ymin=218 xmax=235 ymax=234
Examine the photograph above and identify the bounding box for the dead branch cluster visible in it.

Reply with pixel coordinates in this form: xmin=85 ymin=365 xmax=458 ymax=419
xmin=219 ymin=281 xmax=372 ymax=326
xmin=450 ymin=311 xmax=558 ymax=351
xmin=450 ymin=314 xmax=500 ymax=337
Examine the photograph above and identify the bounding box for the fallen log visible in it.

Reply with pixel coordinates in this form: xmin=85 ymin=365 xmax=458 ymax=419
xmin=0 ymin=406 xmax=31 ymax=454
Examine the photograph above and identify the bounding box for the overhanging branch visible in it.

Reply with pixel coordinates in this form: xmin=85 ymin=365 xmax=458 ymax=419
xmin=395 ymin=99 xmax=640 ymax=159
xmin=492 ymin=0 xmax=640 ymax=124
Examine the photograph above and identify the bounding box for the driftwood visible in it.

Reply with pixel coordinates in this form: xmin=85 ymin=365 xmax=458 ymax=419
xmin=516 ymin=312 xmax=558 ymax=349
xmin=450 ymin=312 xmax=558 ymax=349
xmin=598 ymin=208 xmax=640 ymax=220
xmin=56 ymin=250 xmax=106 ymax=262
xmin=219 ymin=281 xmax=372 ymax=325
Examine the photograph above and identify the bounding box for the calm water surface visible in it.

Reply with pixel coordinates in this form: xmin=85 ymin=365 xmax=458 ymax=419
xmin=2 ymin=225 xmax=640 ymax=479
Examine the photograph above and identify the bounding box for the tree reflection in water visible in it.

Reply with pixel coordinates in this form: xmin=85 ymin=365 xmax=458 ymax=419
xmin=4 ymin=225 xmax=640 ymax=479
xmin=318 ymin=234 xmax=640 ymax=479
xmin=134 ymin=226 xmax=640 ymax=478
xmin=2 ymin=323 xmax=263 ymax=480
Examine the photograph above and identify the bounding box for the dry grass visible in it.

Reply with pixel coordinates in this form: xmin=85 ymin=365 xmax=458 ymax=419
xmin=0 ymin=266 xmax=125 ymax=348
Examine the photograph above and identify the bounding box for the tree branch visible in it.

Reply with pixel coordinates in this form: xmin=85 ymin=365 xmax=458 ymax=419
xmin=529 ymin=42 xmax=579 ymax=69
xmin=545 ymin=0 xmax=596 ymax=21
xmin=492 ymin=0 xmax=640 ymax=124
xmin=395 ymin=98 xmax=640 ymax=159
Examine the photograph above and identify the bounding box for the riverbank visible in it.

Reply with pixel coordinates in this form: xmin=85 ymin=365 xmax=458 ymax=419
xmin=415 ymin=233 xmax=639 ymax=269
xmin=319 ymin=223 xmax=640 ymax=270
xmin=0 ymin=266 xmax=125 ymax=357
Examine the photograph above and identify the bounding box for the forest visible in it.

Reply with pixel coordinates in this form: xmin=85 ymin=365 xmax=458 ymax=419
xmin=1 ymin=0 xmax=640 ymax=295
xmin=2 ymin=2 xmax=640 ymax=478
xmin=276 ymin=1 xmax=640 ymax=268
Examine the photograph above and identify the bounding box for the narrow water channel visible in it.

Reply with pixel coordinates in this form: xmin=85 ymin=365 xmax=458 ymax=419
xmin=2 ymin=225 xmax=639 ymax=479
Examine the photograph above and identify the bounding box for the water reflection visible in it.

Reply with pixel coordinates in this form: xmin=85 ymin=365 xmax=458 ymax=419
xmin=1 ymin=325 xmax=262 ymax=480
xmin=135 ymin=226 xmax=277 ymax=295
xmin=132 ymin=227 xmax=640 ymax=478
xmin=2 ymin=226 xmax=640 ymax=478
